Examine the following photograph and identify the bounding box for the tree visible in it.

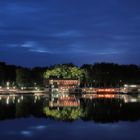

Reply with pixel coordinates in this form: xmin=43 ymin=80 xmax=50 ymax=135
xmin=16 ymin=68 xmax=31 ymax=87
xmin=44 ymin=64 xmax=85 ymax=79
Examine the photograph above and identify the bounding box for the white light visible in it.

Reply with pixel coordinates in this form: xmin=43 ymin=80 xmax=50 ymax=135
xmin=21 ymin=96 xmax=24 ymax=100
xmin=34 ymin=99 xmax=36 ymax=103
xmin=6 ymin=82 xmax=10 ymax=87
xmin=35 ymin=96 xmax=37 ymax=100
xmin=130 ymin=85 xmax=137 ymax=88
xmin=130 ymin=99 xmax=137 ymax=102
xmin=124 ymin=84 xmax=128 ymax=87
xmin=6 ymin=96 xmax=10 ymax=104
xmin=18 ymin=99 xmax=20 ymax=103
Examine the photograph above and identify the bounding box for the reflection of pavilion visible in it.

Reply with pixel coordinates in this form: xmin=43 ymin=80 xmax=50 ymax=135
xmin=49 ymin=96 xmax=80 ymax=107
xmin=82 ymin=93 xmax=121 ymax=99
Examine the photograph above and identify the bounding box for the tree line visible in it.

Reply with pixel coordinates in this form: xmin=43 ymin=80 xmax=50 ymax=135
xmin=0 ymin=62 xmax=140 ymax=87
xmin=0 ymin=62 xmax=47 ymax=87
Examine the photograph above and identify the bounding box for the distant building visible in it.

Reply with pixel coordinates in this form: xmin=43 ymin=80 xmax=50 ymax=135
xmin=122 ymin=84 xmax=140 ymax=93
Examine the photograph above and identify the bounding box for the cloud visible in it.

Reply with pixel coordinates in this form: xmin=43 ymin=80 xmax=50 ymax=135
xmin=21 ymin=41 xmax=35 ymax=48
xmin=0 ymin=0 xmax=140 ymax=66
xmin=52 ymin=31 xmax=83 ymax=38
xmin=3 ymin=41 xmax=53 ymax=54
xmin=69 ymin=47 xmax=123 ymax=55
xmin=29 ymin=48 xmax=53 ymax=54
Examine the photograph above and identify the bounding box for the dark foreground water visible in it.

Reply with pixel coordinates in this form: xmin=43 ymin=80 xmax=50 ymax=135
xmin=1 ymin=118 xmax=140 ymax=140
xmin=0 ymin=93 xmax=140 ymax=140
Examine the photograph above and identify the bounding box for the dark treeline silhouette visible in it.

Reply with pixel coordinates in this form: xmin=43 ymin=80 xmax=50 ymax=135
xmin=81 ymin=63 xmax=140 ymax=87
xmin=0 ymin=61 xmax=140 ymax=87
xmin=0 ymin=62 xmax=47 ymax=87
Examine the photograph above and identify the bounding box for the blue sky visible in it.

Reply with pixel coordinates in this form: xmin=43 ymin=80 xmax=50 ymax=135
xmin=0 ymin=0 xmax=140 ymax=67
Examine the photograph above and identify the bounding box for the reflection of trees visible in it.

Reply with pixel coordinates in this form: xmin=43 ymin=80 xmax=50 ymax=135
xmin=0 ymin=96 xmax=45 ymax=120
xmin=43 ymin=107 xmax=82 ymax=121
xmin=81 ymin=98 xmax=140 ymax=123
xmin=15 ymin=96 xmax=45 ymax=118
xmin=0 ymin=102 xmax=15 ymax=120
xmin=121 ymin=103 xmax=140 ymax=121
xmin=15 ymin=96 xmax=33 ymax=117
xmin=1 ymin=96 xmax=140 ymax=122
xmin=44 ymin=98 xmax=140 ymax=122
xmin=81 ymin=99 xmax=122 ymax=122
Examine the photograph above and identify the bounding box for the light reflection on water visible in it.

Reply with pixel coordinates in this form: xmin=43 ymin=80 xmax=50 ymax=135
xmin=0 ymin=93 xmax=140 ymax=139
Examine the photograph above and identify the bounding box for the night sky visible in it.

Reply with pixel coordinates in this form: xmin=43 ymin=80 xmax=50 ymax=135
xmin=0 ymin=0 xmax=140 ymax=67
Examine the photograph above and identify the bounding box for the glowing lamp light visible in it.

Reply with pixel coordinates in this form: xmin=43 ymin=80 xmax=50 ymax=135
xmin=124 ymin=84 xmax=128 ymax=87
xmin=130 ymin=85 xmax=137 ymax=88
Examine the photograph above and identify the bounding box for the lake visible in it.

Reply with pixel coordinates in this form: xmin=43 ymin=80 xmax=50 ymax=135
xmin=0 ymin=93 xmax=140 ymax=140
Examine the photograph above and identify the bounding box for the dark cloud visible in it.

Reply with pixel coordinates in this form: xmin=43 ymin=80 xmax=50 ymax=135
xmin=0 ymin=0 xmax=140 ymax=67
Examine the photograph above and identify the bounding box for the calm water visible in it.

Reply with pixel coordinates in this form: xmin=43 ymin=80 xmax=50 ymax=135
xmin=0 ymin=93 xmax=140 ymax=140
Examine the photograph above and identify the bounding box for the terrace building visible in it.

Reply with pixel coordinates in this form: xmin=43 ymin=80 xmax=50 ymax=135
xmin=45 ymin=78 xmax=80 ymax=94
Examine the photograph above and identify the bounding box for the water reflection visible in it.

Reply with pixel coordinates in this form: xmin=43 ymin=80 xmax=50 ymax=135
xmin=0 ymin=94 xmax=46 ymax=120
xmin=0 ymin=93 xmax=140 ymax=122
